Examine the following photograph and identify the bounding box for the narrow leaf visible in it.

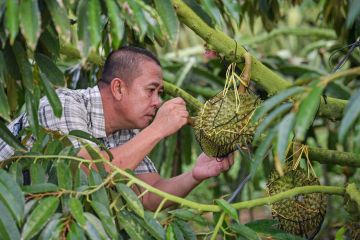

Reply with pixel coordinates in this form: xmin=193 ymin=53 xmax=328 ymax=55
xmin=254 ymin=102 xmax=292 ymax=142
xmin=0 ymin=120 xmax=26 ymax=151
xmin=339 ymin=90 xmax=360 ymax=143
xmin=117 ymin=210 xmax=146 ymax=240
xmin=0 ymin=201 xmax=21 ymax=240
xmin=88 ymin=0 xmax=101 ymax=49
xmin=0 ymin=169 xmax=24 ymax=224
xmin=277 ymin=112 xmax=296 ymax=162
xmin=88 ymin=170 xmax=110 ymax=207
xmin=35 ymin=53 xmax=65 ymax=86
xmin=215 ymin=199 xmax=239 ymax=223
xmin=44 ymin=0 xmax=70 ymax=41
xmin=294 ymin=86 xmax=324 ymax=141
xmin=105 ymin=0 xmax=124 ymax=49
xmin=5 ymin=0 xmax=19 ymax=44
xmin=116 ymin=183 xmax=144 ymax=218
xmin=143 ymin=212 xmax=166 ymax=240
xmin=66 ymin=221 xmax=86 ymax=240
xmin=13 ymin=41 xmax=33 ymax=92
xmin=252 ymin=87 xmax=304 ymax=123
xmin=230 ymin=223 xmax=260 ymax=240
xmin=21 ymin=196 xmax=60 ymax=240
xmin=22 ymin=183 xmax=59 ymax=194
xmin=346 ymin=0 xmax=360 ymax=28
xmin=84 ymin=212 xmax=110 ymax=240
xmin=30 ymin=162 xmax=46 ymax=184
xmin=154 ymin=0 xmax=179 ymax=43
xmin=127 ymin=1 xmax=148 ymax=40
xmin=38 ymin=213 xmax=63 ymax=240
xmin=25 ymin=90 xmax=40 ymax=138
xmin=69 ymin=197 xmax=86 ymax=226
xmin=250 ymin=128 xmax=276 ymax=178
xmin=77 ymin=0 xmax=90 ymax=57
xmin=19 ymin=0 xmax=41 ymax=50
xmin=166 ymin=224 xmax=176 ymax=240
xmin=174 ymin=219 xmax=196 ymax=240
xmin=90 ymin=201 xmax=118 ymax=239
xmin=169 ymin=209 xmax=208 ymax=225
xmin=39 ymin=71 xmax=63 ymax=117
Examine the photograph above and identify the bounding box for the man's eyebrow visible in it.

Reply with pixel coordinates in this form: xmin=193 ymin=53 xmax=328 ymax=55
xmin=148 ymin=82 xmax=164 ymax=89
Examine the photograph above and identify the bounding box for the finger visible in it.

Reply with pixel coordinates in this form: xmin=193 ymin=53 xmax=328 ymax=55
xmin=221 ymin=159 xmax=230 ymax=171
xmin=171 ymin=97 xmax=186 ymax=105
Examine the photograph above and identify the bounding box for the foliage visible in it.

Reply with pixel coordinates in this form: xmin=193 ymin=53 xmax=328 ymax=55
xmin=0 ymin=0 xmax=359 ymax=239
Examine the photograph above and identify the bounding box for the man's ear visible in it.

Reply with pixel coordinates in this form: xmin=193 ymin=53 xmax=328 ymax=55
xmin=110 ymin=78 xmax=126 ymax=101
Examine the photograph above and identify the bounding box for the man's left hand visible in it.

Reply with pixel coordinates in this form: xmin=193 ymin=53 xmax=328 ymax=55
xmin=191 ymin=153 xmax=234 ymax=182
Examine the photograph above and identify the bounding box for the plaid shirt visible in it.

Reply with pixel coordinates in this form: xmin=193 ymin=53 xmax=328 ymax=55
xmin=0 ymin=86 xmax=157 ymax=174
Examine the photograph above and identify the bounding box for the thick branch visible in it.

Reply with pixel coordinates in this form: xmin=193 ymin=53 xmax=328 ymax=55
xmin=309 ymin=147 xmax=360 ymax=167
xmin=171 ymin=0 xmax=348 ymax=121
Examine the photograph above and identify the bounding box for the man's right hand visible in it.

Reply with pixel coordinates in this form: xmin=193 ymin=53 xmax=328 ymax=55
xmin=149 ymin=97 xmax=189 ymax=138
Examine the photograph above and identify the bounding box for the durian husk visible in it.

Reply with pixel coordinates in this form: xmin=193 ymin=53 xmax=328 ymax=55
xmin=267 ymin=168 xmax=327 ymax=237
xmin=193 ymin=91 xmax=261 ymax=157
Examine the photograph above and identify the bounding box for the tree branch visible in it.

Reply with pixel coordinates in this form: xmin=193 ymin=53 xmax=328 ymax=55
xmin=171 ymin=0 xmax=348 ymax=121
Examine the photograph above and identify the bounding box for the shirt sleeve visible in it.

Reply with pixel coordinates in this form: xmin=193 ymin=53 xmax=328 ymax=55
xmin=38 ymin=96 xmax=94 ymax=148
xmin=134 ymin=155 xmax=158 ymax=174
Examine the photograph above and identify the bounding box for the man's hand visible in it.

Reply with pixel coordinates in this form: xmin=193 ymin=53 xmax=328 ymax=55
xmin=149 ymin=97 xmax=188 ymax=138
xmin=191 ymin=153 xmax=234 ymax=182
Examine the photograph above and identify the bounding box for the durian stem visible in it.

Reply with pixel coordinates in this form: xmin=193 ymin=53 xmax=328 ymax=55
xmin=238 ymin=52 xmax=251 ymax=93
xmin=211 ymin=212 xmax=225 ymax=240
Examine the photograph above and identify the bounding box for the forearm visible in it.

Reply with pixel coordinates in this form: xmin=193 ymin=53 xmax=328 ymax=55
xmin=141 ymin=171 xmax=201 ymax=211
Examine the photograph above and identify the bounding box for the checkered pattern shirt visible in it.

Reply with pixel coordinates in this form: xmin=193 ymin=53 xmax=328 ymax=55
xmin=0 ymin=86 xmax=157 ymax=174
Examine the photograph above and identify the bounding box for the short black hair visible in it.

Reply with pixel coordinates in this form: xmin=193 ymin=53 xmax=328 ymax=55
xmin=99 ymin=46 xmax=160 ymax=86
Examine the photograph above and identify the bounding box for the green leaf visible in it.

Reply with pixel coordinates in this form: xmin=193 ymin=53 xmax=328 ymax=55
xmin=88 ymin=0 xmax=101 ymax=49
xmin=84 ymin=144 xmax=107 ymax=178
xmin=277 ymin=112 xmax=296 ymax=162
xmin=35 ymin=53 xmax=65 ymax=86
xmin=19 ymin=0 xmax=41 ymax=50
xmin=90 ymin=201 xmax=118 ymax=239
xmin=346 ymin=0 xmax=360 ymax=28
xmin=183 ymin=0 xmax=213 ymax=27
xmin=166 ymin=224 xmax=176 ymax=240
xmin=254 ymin=102 xmax=292 ymax=142
xmin=172 ymin=222 xmax=185 ymax=240
xmin=0 ymin=51 xmax=10 ymax=121
xmin=21 ymin=196 xmax=60 ymax=240
xmin=154 ymin=0 xmax=179 ymax=43
xmin=117 ymin=210 xmax=147 ymax=240
xmin=0 ymin=169 xmax=25 ymax=224
xmin=335 ymin=226 xmax=347 ymax=240
xmin=66 ymin=221 xmax=86 ymax=240
xmin=223 ymin=0 xmax=240 ymax=24
xmin=127 ymin=1 xmax=148 ymax=41
xmin=0 ymin=201 xmax=21 ymax=240
xmin=44 ymin=0 xmax=70 ymax=41
xmin=116 ymin=183 xmax=144 ymax=218
xmin=69 ymin=197 xmax=86 ymax=226
xmin=25 ymin=90 xmax=40 ymax=138
xmin=9 ymin=162 xmax=23 ymax=185
xmin=38 ymin=213 xmax=63 ymax=240
xmin=84 ymin=212 xmax=110 ymax=240
xmin=339 ymin=90 xmax=360 ymax=143
xmin=230 ymin=222 xmax=260 ymax=240
xmin=77 ymin=0 xmax=91 ymax=57
xmin=294 ymin=85 xmax=324 ymax=141
xmin=22 ymin=183 xmax=59 ymax=194
xmin=88 ymin=170 xmax=110 ymax=207
xmin=5 ymin=0 xmax=19 ymax=44
xmin=143 ymin=212 xmax=166 ymax=240
xmin=245 ymin=219 xmax=304 ymax=240
xmin=174 ymin=219 xmax=196 ymax=240
xmin=202 ymin=0 xmax=225 ymax=28
xmin=105 ymin=0 xmax=124 ymax=49
xmin=169 ymin=209 xmax=208 ymax=225
xmin=69 ymin=130 xmax=113 ymax=160
xmin=13 ymin=41 xmax=33 ymax=92
xmin=24 ymin=199 xmax=38 ymax=218
xmin=56 ymin=161 xmax=72 ymax=190
xmin=250 ymin=128 xmax=276 ymax=178
xmin=215 ymin=199 xmax=239 ymax=223
xmin=0 ymin=120 xmax=27 ymax=151
xmin=30 ymin=162 xmax=46 ymax=184
xmin=251 ymin=87 xmax=304 ymax=123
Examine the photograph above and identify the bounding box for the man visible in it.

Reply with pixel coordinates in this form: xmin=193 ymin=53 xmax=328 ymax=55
xmin=0 ymin=46 xmax=234 ymax=211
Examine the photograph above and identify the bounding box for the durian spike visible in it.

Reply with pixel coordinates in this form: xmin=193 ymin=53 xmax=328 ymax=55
xmin=238 ymin=52 xmax=251 ymax=94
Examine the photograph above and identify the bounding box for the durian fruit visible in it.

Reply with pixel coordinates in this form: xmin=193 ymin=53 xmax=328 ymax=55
xmin=267 ymin=168 xmax=327 ymax=238
xmin=193 ymin=90 xmax=261 ymax=157
xmin=349 ymin=222 xmax=360 ymax=240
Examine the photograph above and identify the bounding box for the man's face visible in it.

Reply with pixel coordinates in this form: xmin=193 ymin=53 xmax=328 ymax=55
xmin=120 ymin=60 xmax=163 ymax=129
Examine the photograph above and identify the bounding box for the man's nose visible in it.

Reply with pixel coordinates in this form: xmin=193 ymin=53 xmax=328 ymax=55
xmin=152 ymin=94 xmax=162 ymax=108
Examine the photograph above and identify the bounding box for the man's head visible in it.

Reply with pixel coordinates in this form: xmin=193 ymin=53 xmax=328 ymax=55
xmin=99 ymin=46 xmax=164 ymax=131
